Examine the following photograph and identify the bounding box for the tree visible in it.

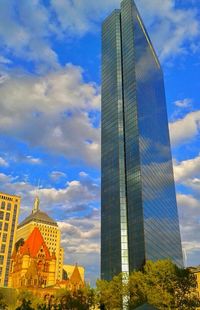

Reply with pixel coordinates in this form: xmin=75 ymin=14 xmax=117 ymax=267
xmin=0 ymin=291 xmax=8 ymax=310
xmin=128 ymin=271 xmax=147 ymax=309
xmin=128 ymin=260 xmax=200 ymax=310
xmin=55 ymin=286 xmax=97 ymax=310
xmin=15 ymin=299 xmax=34 ymax=310
xmin=16 ymin=290 xmax=43 ymax=310
xmin=142 ymin=260 xmax=175 ymax=308
xmin=96 ymin=273 xmax=128 ymax=310
xmin=172 ymin=266 xmax=200 ymax=309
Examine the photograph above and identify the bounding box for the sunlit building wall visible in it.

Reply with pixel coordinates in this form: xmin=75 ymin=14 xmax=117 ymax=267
xmin=9 ymin=227 xmax=56 ymax=288
xmin=16 ymin=198 xmax=64 ymax=281
xmin=63 ymin=264 xmax=85 ymax=283
xmin=0 ymin=192 xmax=20 ymax=287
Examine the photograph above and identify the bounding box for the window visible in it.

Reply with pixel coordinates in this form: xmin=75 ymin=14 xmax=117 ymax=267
xmin=1 ymin=202 xmax=5 ymax=210
xmin=7 ymin=203 xmax=11 ymax=211
xmin=0 ymin=255 xmax=4 ymax=264
xmin=2 ymin=233 xmax=7 ymax=242
xmin=4 ymin=223 xmax=8 ymax=231
xmin=5 ymin=213 xmax=10 ymax=221
xmin=1 ymin=244 xmax=5 ymax=253
xmin=0 ymin=212 xmax=4 ymax=220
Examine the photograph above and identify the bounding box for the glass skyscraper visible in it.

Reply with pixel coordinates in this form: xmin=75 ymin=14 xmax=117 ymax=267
xmin=101 ymin=0 xmax=183 ymax=281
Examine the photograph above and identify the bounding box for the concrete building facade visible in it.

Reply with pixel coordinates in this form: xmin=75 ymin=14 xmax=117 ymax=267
xmin=0 ymin=192 xmax=20 ymax=287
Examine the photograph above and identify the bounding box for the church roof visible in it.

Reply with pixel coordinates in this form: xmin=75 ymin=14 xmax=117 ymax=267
xmin=18 ymin=210 xmax=58 ymax=228
xmin=19 ymin=227 xmax=51 ymax=259
xmin=70 ymin=265 xmax=84 ymax=285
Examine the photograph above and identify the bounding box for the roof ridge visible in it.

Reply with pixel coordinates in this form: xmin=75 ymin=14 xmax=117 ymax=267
xmin=18 ymin=209 xmax=58 ymax=228
xmin=19 ymin=227 xmax=52 ymax=259
xmin=70 ymin=265 xmax=83 ymax=284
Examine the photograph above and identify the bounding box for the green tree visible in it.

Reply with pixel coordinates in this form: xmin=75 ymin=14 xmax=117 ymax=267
xmin=128 ymin=271 xmax=147 ymax=309
xmin=172 ymin=266 xmax=200 ymax=309
xmin=56 ymin=286 xmax=96 ymax=310
xmin=143 ymin=260 xmax=175 ymax=308
xmin=15 ymin=299 xmax=34 ymax=310
xmin=16 ymin=290 xmax=43 ymax=310
xmin=128 ymin=260 xmax=200 ymax=310
xmin=0 ymin=291 xmax=8 ymax=310
xmin=96 ymin=273 xmax=128 ymax=310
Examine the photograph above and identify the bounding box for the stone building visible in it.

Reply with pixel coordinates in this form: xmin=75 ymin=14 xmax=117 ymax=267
xmin=16 ymin=197 xmax=63 ymax=281
xmin=0 ymin=192 xmax=20 ymax=287
xmin=9 ymin=227 xmax=56 ymax=288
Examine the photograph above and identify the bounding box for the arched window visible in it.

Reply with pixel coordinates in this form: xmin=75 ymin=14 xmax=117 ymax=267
xmin=38 ymin=260 xmax=43 ymax=271
xmin=44 ymin=263 xmax=49 ymax=272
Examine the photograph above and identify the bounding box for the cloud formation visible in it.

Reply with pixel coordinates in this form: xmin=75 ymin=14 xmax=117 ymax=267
xmin=177 ymin=193 xmax=200 ymax=265
xmin=169 ymin=110 xmax=200 ymax=146
xmin=50 ymin=171 xmax=67 ymax=181
xmin=174 ymin=154 xmax=200 ymax=183
xmin=0 ymin=0 xmax=199 ymax=69
xmin=0 ymin=65 xmax=100 ymax=166
xmin=0 ymin=171 xmax=99 ymax=216
xmin=137 ymin=0 xmax=200 ymax=61
xmin=0 ymin=0 xmax=58 ymax=71
xmin=174 ymin=98 xmax=192 ymax=108
xmin=0 ymin=156 xmax=8 ymax=167
xmin=58 ymin=215 xmax=100 ymax=285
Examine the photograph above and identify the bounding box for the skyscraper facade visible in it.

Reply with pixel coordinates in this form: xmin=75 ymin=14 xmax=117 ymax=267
xmin=0 ymin=192 xmax=20 ymax=287
xmin=101 ymin=0 xmax=183 ymax=281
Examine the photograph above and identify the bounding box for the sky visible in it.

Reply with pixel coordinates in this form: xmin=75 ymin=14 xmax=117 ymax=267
xmin=0 ymin=0 xmax=200 ymax=286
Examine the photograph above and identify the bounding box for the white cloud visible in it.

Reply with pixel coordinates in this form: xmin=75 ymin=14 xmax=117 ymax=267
xmin=25 ymin=156 xmax=42 ymax=165
xmin=184 ymin=178 xmax=200 ymax=194
xmin=33 ymin=177 xmax=100 ymax=211
xmin=0 ymin=73 xmax=9 ymax=84
xmin=79 ymin=171 xmax=88 ymax=177
xmin=169 ymin=110 xmax=200 ymax=145
xmin=50 ymin=171 xmax=67 ymax=181
xmin=0 ymin=171 xmax=100 ymax=218
xmin=177 ymin=193 xmax=200 ymax=220
xmin=174 ymin=98 xmax=192 ymax=108
xmin=0 ymin=0 xmax=58 ymax=70
xmin=58 ymin=218 xmax=100 ymax=252
xmin=0 ymin=0 xmax=199 ymax=68
xmin=58 ymin=216 xmax=100 ymax=285
xmin=0 ymin=173 xmax=12 ymax=183
xmin=136 ymin=0 xmax=200 ymax=61
xmin=0 ymin=156 xmax=9 ymax=167
xmin=176 ymin=193 xmax=200 ymax=265
xmin=174 ymin=154 xmax=200 ymax=183
xmin=0 ymin=56 xmax=12 ymax=64
xmin=51 ymin=0 xmax=119 ymax=35
xmin=50 ymin=0 xmax=200 ymax=61
xmin=0 ymin=65 xmax=101 ymax=166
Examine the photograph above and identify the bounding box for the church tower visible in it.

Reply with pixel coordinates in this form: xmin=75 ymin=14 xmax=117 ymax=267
xmin=16 ymin=198 xmax=64 ymax=282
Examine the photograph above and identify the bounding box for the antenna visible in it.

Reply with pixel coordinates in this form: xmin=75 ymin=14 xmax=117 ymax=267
xmin=32 ymin=179 xmax=41 ymax=214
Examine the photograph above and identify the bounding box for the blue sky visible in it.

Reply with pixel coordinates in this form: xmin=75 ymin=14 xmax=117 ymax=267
xmin=0 ymin=0 xmax=200 ymax=285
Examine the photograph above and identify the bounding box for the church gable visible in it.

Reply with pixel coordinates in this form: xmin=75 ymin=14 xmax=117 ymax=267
xmin=70 ymin=265 xmax=84 ymax=286
xmin=9 ymin=227 xmax=56 ymax=289
xmin=19 ymin=227 xmax=51 ymax=259
xmin=37 ymin=244 xmax=50 ymax=260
